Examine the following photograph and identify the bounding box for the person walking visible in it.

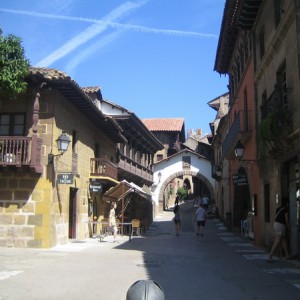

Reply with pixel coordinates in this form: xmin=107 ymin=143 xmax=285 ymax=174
xmin=109 ymin=202 xmax=118 ymax=243
xmin=202 ymin=194 xmax=209 ymax=210
xmin=267 ymin=200 xmax=292 ymax=262
xmin=195 ymin=204 xmax=206 ymax=236
xmin=173 ymin=204 xmax=181 ymax=236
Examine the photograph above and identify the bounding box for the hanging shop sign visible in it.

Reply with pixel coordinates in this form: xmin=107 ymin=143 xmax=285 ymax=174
xmin=89 ymin=182 xmax=102 ymax=193
xmin=57 ymin=174 xmax=74 ymax=184
xmin=232 ymin=173 xmax=248 ymax=186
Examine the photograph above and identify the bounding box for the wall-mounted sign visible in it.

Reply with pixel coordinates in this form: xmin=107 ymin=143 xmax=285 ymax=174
xmin=232 ymin=173 xmax=248 ymax=186
xmin=89 ymin=183 xmax=102 ymax=193
xmin=57 ymin=174 xmax=74 ymax=184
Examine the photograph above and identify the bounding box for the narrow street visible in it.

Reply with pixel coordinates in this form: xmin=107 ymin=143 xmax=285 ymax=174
xmin=1 ymin=201 xmax=300 ymax=300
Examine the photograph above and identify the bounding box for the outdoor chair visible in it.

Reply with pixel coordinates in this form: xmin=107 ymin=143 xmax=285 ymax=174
xmin=131 ymin=219 xmax=141 ymax=236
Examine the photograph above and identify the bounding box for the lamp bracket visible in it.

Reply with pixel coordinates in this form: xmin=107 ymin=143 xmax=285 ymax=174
xmin=48 ymin=152 xmax=64 ymax=165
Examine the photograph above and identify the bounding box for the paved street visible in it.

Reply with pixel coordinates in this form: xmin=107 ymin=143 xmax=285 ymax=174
xmin=1 ymin=201 xmax=300 ymax=300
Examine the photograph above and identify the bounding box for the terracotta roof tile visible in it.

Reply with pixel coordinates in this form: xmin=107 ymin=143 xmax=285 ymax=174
xmin=82 ymin=86 xmax=101 ymax=94
xmin=142 ymin=118 xmax=184 ymax=132
xmin=29 ymin=67 xmax=71 ymax=80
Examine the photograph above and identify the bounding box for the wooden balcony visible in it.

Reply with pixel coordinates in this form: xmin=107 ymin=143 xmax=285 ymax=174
xmin=90 ymin=158 xmax=118 ymax=180
xmin=0 ymin=136 xmax=43 ymax=173
xmin=117 ymin=153 xmax=153 ymax=185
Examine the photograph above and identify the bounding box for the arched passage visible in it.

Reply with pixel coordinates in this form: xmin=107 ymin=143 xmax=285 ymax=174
xmin=151 ymin=149 xmax=216 ymax=214
xmin=159 ymin=170 xmax=214 ymax=210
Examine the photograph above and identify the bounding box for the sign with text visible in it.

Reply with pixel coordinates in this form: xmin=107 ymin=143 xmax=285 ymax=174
xmin=57 ymin=174 xmax=74 ymax=184
xmin=232 ymin=173 xmax=248 ymax=186
xmin=89 ymin=183 xmax=102 ymax=193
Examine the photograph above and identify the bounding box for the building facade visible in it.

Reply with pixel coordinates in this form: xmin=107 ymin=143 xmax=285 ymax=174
xmin=0 ymin=67 xmax=161 ymax=248
xmin=213 ymin=0 xmax=300 ymax=255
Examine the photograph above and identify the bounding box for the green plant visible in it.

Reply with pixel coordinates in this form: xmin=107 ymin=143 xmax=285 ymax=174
xmin=258 ymin=108 xmax=291 ymax=158
xmin=0 ymin=29 xmax=30 ymax=101
xmin=177 ymin=187 xmax=188 ymax=200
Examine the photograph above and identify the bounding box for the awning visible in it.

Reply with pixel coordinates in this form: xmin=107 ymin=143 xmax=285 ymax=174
xmin=102 ymin=179 xmax=149 ymax=202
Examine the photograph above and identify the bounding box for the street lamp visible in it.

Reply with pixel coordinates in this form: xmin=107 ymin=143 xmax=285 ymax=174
xmin=215 ymin=166 xmax=230 ymax=181
xmin=234 ymin=140 xmax=245 ymax=160
xmin=216 ymin=166 xmax=222 ymax=179
xmin=48 ymin=132 xmax=71 ymax=164
xmin=234 ymin=140 xmax=256 ymax=163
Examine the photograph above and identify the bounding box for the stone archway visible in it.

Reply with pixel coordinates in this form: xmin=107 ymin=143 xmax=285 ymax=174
xmin=158 ymin=170 xmax=215 ymax=211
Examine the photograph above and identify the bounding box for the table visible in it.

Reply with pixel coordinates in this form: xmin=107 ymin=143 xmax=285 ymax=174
xmin=86 ymin=221 xmax=133 ymax=242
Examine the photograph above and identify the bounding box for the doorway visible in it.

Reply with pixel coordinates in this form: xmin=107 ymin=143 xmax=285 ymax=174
xmin=68 ymin=187 xmax=78 ymax=239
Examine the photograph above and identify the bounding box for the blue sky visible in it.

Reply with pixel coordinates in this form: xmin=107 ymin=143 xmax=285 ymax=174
xmin=0 ymin=0 xmax=228 ymax=136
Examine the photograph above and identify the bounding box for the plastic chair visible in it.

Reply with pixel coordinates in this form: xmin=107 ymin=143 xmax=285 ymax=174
xmin=131 ymin=219 xmax=141 ymax=236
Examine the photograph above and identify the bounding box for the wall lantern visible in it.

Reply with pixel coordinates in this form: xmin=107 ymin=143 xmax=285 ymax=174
xmin=48 ymin=132 xmax=71 ymax=164
xmin=216 ymin=166 xmax=222 ymax=179
xmin=158 ymin=171 xmax=162 ymax=183
xmin=234 ymin=140 xmax=256 ymax=163
xmin=234 ymin=140 xmax=245 ymax=160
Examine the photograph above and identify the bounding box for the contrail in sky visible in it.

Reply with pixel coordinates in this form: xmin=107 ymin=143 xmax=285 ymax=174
xmin=65 ymin=30 xmax=124 ymax=74
xmin=35 ymin=2 xmax=146 ymax=67
xmin=0 ymin=3 xmax=217 ymax=67
xmin=0 ymin=7 xmax=217 ymax=38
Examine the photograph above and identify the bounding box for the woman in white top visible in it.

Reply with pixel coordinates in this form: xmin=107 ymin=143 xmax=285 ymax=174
xmin=109 ymin=202 xmax=118 ymax=242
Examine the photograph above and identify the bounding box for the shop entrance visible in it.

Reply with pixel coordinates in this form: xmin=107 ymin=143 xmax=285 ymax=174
xmin=68 ymin=187 xmax=78 ymax=239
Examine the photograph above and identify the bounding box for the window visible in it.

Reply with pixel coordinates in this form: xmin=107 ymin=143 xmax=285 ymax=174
xmin=0 ymin=113 xmax=25 ymax=136
xmin=274 ymin=0 xmax=283 ymax=28
xmin=276 ymin=64 xmax=287 ymax=107
xmin=156 ymin=154 xmax=163 ymax=161
xmin=182 ymin=156 xmax=191 ymax=170
xmin=264 ymin=183 xmax=270 ymax=223
xmin=261 ymin=91 xmax=267 ymax=119
xmin=259 ymin=29 xmax=265 ymax=59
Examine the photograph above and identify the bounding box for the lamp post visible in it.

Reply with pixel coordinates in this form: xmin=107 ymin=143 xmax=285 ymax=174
xmin=48 ymin=132 xmax=71 ymax=164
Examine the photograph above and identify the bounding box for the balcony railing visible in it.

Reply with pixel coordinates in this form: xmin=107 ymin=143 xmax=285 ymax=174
xmin=258 ymin=92 xmax=291 ymax=158
xmin=118 ymin=153 xmax=153 ymax=182
xmin=90 ymin=158 xmax=118 ymax=180
xmin=222 ymin=110 xmax=252 ymax=159
xmin=261 ymin=89 xmax=287 ymax=119
xmin=0 ymin=136 xmax=42 ymax=173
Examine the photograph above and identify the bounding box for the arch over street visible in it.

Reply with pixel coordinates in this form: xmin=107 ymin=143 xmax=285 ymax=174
xmin=151 ymin=149 xmax=215 ymax=212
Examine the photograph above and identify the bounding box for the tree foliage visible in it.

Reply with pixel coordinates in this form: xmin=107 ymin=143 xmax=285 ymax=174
xmin=0 ymin=30 xmax=30 ymax=100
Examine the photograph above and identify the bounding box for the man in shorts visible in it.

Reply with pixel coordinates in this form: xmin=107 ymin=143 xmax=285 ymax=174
xmin=195 ymin=204 xmax=206 ymax=236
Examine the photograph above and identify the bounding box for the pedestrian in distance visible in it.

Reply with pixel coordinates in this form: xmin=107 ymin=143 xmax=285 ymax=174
xmin=173 ymin=204 xmax=181 ymax=236
xmin=109 ymin=202 xmax=118 ymax=243
xmin=267 ymin=200 xmax=293 ymax=262
xmin=195 ymin=204 xmax=206 ymax=236
xmin=193 ymin=195 xmax=201 ymax=208
xmin=202 ymin=194 xmax=209 ymax=210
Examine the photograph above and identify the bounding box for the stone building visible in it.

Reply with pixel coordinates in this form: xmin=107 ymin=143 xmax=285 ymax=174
xmin=0 ymin=67 xmax=161 ymax=248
